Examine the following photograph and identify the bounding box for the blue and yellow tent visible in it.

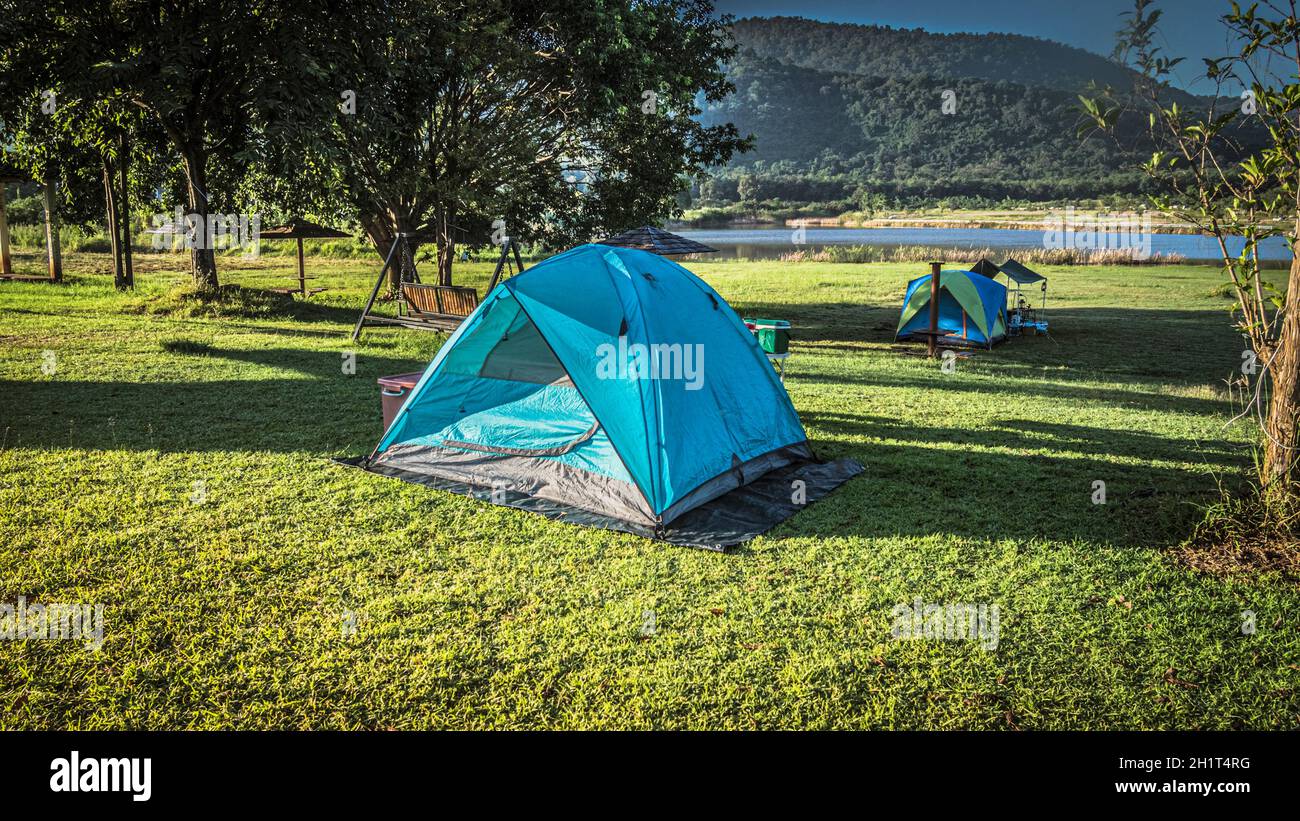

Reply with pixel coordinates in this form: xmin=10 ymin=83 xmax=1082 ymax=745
xmin=354 ymin=244 xmax=862 ymax=549
xmin=895 ymin=269 xmax=1008 ymax=349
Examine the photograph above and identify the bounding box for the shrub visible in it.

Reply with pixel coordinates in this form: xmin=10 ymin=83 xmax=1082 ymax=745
xmin=123 ymin=284 xmax=296 ymax=319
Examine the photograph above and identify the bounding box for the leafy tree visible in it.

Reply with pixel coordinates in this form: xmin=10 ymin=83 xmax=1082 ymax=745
xmin=2 ymin=1 xmax=286 ymax=287
xmin=315 ymin=0 xmax=748 ymax=286
xmin=49 ymin=1 xmax=333 ymax=287
xmin=98 ymin=3 xmax=267 ymax=286
xmin=737 ymin=173 xmax=759 ymax=204
xmin=0 ymin=89 xmax=107 ymax=281
xmin=1083 ymin=0 xmax=1300 ymax=495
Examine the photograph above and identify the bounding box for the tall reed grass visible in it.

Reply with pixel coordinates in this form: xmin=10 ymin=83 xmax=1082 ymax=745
xmin=776 ymin=244 xmax=1184 ymax=265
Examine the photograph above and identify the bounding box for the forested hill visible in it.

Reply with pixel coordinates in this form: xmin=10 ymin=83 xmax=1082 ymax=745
xmin=706 ymin=51 xmax=1129 ymax=178
xmin=729 ymin=16 xmax=1161 ymax=97
xmin=693 ymin=17 xmax=1218 ymax=209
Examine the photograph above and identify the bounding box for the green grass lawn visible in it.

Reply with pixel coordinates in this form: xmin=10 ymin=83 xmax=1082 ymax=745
xmin=1 ymin=248 xmax=1296 ymax=729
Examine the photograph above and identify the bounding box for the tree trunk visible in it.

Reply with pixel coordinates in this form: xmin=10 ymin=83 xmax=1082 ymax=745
xmin=119 ymin=131 xmax=134 ymax=289
xmin=182 ymin=149 xmax=218 ymax=288
xmin=363 ymin=218 xmax=398 ymax=293
xmin=437 ymin=238 xmax=455 ymax=286
xmin=435 ymin=207 xmax=455 ymax=286
xmin=0 ymin=181 xmax=12 ymax=277
xmin=103 ymin=160 xmax=124 ymax=289
xmin=362 ymin=211 xmax=419 ymax=293
xmin=42 ymin=177 xmax=62 ymax=282
xmin=1263 ymin=244 xmax=1300 ymax=493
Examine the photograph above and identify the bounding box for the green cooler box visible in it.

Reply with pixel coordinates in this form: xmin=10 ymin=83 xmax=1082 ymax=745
xmin=743 ymin=318 xmax=791 ymax=355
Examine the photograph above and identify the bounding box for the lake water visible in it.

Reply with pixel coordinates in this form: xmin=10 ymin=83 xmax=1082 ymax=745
xmin=674 ymin=226 xmax=1294 ymax=263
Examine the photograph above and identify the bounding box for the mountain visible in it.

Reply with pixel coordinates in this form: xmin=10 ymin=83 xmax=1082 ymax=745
xmin=694 ymin=17 xmax=1222 ymax=208
xmin=729 ymin=16 xmax=1170 ymax=97
xmin=708 ymin=51 xmax=1128 ymax=175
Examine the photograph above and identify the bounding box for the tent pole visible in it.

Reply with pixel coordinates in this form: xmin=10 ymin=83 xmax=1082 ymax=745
xmin=351 ymin=234 xmax=404 ymax=341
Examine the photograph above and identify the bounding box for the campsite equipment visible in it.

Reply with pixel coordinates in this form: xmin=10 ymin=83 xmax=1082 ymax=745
xmin=377 ymin=372 xmax=424 ymax=431
xmin=766 ymin=351 xmax=791 ymax=381
xmin=744 ymin=318 xmax=791 ymax=354
xmin=351 ymin=234 xmax=524 ymax=340
xmin=598 ymin=225 xmax=718 ymax=256
xmin=896 ymin=265 xmax=1008 ymax=350
xmin=743 ymin=318 xmax=793 ymax=379
xmin=971 ymin=257 xmax=1049 ymax=337
xmin=343 ymin=243 xmax=862 ymax=550
xmin=260 ymin=219 xmax=350 ymax=297
xmin=999 ymin=258 xmax=1049 ymax=337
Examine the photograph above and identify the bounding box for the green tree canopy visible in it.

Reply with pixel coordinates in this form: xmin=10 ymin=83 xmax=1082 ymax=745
xmin=300 ymin=0 xmax=748 ymax=285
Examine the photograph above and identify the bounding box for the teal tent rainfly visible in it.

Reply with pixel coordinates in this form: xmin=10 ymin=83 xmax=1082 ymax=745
xmin=896 ymin=269 xmax=1008 ymax=349
xmin=345 ymin=244 xmax=862 ymax=550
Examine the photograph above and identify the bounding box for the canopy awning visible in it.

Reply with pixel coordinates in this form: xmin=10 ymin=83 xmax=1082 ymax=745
xmin=998 ymin=258 xmax=1047 ymax=285
xmin=261 ymin=219 xmax=350 ymax=297
xmin=260 ymin=219 xmax=350 ymax=240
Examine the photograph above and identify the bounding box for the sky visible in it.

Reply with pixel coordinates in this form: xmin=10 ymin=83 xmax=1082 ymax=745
xmin=715 ymin=0 xmax=1245 ymax=91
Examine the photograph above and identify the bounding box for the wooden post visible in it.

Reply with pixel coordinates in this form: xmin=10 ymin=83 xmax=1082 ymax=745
xmin=43 ymin=177 xmax=62 ymax=282
xmin=928 ymin=261 xmax=941 ymax=358
xmin=0 ymin=182 xmax=11 ymax=277
xmin=297 ymin=236 xmax=306 ymax=295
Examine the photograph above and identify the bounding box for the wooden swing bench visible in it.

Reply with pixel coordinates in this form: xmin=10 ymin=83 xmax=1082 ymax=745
xmin=390 ymin=282 xmax=479 ymax=332
xmin=352 ymin=235 xmax=524 ymax=341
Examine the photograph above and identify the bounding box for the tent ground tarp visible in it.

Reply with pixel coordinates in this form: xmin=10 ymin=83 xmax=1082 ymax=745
xmin=335 ymin=453 xmax=863 ymax=550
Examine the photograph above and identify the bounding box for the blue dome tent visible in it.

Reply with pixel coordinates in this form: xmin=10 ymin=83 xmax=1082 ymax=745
xmin=896 ymin=269 xmax=1008 ymax=349
xmin=347 ymin=244 xmax=862 ymax=550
